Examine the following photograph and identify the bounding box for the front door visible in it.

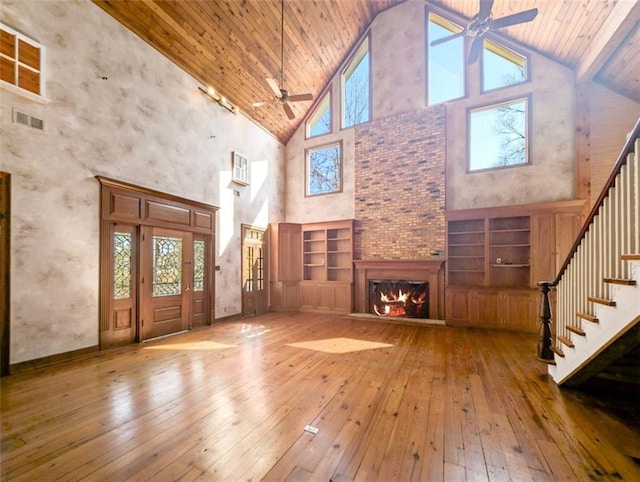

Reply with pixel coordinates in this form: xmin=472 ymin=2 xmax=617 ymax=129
xmin=141 ymin=227 xmax=192 ymax=340
xmin=242 ymin=226 xmax=267 ymax=316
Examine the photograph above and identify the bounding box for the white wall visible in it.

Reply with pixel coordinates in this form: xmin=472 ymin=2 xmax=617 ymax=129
xmin=0 ymin=0 xmax=284 ymax=364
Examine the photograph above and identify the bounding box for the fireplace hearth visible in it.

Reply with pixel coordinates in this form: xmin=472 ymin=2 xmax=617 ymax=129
xmin=354 ymin=259 xmax=444 ymax=320
xmin=369 ymin=280 xmax=428 ymax=318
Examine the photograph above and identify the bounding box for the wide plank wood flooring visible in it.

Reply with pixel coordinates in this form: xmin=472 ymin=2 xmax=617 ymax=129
xmin=2 ymin=312 xmax=639 ymax=481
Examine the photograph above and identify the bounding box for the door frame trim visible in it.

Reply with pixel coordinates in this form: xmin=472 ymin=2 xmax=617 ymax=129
xmin=97 ymin=177 xmax=218 ymax=348
xmin=1 ymin=172 xmax=10 ymax=376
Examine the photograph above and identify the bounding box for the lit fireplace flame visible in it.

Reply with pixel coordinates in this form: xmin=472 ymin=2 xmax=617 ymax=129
xmin=380 ymin=290 xmax=408 ymax=303
xmin=372 ymin=283 xmax=428 ymax=318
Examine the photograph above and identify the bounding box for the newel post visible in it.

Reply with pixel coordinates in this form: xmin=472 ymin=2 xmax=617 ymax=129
xmin=537 ymin=281 xmax=555 ymax=362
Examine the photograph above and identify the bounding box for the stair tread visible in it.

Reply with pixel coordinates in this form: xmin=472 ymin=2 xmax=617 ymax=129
xmin=577 ymin=312 xmax=599 ymax=323
xmin=588 ymin=296 xmax=616 ymax=307
xmin=567 ymin=325 xmax=586 ymax=336
xmin=604 ymin=277 xmax=637 ymax=286
xmin=551 ymin=345 xmax=565 ymax=358
xmin=558 ymin=335 xmax=575 ymax=348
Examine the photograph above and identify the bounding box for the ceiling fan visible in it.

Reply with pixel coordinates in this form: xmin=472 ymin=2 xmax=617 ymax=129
xmin=430 ymin=0 xmax=538 ymax=65
xmin=252 ymin=0 xmax=313 ymax=120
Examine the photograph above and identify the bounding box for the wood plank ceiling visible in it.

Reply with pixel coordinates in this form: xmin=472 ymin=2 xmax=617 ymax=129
xmin=94 ymin=0 xmax=640 ymax=144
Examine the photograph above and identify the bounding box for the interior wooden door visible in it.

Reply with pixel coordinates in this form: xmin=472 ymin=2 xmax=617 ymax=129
xmin=141 ymin=227 xmax=192 ymax=340
xmin=242 ymin=226 xmax=267 ymax=316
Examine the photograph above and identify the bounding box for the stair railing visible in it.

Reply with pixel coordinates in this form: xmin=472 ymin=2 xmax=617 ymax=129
xmin=538 ymin=117 xmax=640 ymax=361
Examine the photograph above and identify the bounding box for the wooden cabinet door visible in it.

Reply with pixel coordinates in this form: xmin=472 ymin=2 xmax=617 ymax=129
xmin=500 ymin=291 xmax=537 ymax=333
xmin=531 ymin=214 xmax=555 ymax=287
xmin=555 ymin=212 xmax=582 ymax=272
xmin=470 ymin=290 xmax=499 ymax=326
xmin=445 ymin=288 xmax=470 ymax=324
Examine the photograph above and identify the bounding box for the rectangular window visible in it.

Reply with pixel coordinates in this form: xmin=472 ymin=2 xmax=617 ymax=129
xmin=306 ymin=90 xmax=331 ymax=138
xmin=427 ymin=13 xmax=464 ymax=105
xmin=0 ymin=23 xmax=44 ymax=99
xmin=468 ymin=97 xmax=529 ymax=172
xmin=306 ymin=143 xmax=342 ymax=196
xmin=342 ymin=38 xmax=370 ymax=128
xmin=232 ymin=151 xmax=249 ymax=185
xmin=482 ymin=40 xmax=527 ymax=92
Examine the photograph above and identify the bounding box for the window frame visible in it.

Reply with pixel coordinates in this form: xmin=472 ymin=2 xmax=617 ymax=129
xmin=426 ymin=11 xmax=466 ymax=106
xmin=480 ymin=37 xmax=530 ymax=94
xmin=341 ymin=35 xmax=371 ymax=130
xmin=305 ymin=87 xmax=332 ymax=139
xmin=231 ymin=151 xmax=249 ymax=185
xmin=0 ymin=23 xmax=46 ymax=102
xmin=466 ymin=94 xmax=532 ymax=174
xmin=305 ymin=141 xmax=344 ymax=197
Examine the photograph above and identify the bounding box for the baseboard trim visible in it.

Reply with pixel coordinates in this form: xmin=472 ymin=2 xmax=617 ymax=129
xmin=9 ymin=345 xmax=99 ymax=375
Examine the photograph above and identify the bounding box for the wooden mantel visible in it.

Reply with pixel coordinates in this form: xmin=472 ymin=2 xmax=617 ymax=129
xmin=354 ymin=259 xmax=445 ymax=320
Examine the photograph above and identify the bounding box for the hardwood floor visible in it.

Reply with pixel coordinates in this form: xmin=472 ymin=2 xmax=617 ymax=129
xmin=2 ymin=312 xmax=639 ymax=481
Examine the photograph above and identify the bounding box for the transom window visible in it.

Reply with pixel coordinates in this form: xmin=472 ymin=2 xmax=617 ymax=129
xmin=468 ymin=97 xmax=529 ymax=172
xmin=306 ymin=143 xmax=342 ymax=196
xmin=427 ymin=13 xmax=464 ymax=105
xmin=307 ymin=91 xmax=331 ymax=138
xmin=0 ymin=23 xmax=45 ymax=99
xmin=342 ymin=38 xmax=370 ymax=128
xmin=482 ymin=39 xmax=527 ymax=92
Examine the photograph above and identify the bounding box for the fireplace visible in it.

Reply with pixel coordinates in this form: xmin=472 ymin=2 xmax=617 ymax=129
xmin=368 ymin=280 xmax=429 ymax=318
xmin=354 ymin=259 xmax=444 ymax=320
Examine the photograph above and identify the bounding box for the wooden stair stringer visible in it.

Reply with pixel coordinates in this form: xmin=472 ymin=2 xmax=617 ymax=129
xmin=549 ymin=259 xmax=640 ymax=387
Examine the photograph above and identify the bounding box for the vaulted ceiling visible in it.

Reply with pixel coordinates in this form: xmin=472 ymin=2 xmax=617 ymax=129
xmin=94 ymin=0 xmax=640 ymax=144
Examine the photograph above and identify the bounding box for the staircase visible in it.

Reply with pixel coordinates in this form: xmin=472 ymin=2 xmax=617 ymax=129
xmin=548 ymin=119 xmax=640 ymax=387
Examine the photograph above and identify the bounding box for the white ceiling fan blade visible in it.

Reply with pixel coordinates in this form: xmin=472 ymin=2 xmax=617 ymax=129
xmin=266 ymin=77 xmax=282 ymax=96
xmin=287 ymin=93 xmax=313 ymax=103
xmin=283 ymin=103 xmax=295 ymax=120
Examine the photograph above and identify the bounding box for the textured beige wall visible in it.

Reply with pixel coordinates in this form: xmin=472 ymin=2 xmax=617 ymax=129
xmin=445 ymin=50 xmax=577 ymax=210
xmin=285 ymin=1 xmax=426 ymax=223
xmin=0 ymin=0 xmax=284 ymax=364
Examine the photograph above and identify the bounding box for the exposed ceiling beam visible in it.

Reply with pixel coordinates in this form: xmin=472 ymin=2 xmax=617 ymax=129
xmin=575 ymin=0 xmax=640 ymax=82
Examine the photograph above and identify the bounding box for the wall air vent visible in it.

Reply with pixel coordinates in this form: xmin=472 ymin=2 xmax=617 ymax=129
xmin=12 ymin=108 xmax=46 ymax=132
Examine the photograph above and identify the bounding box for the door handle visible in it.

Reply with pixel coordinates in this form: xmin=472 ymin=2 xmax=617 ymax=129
xmin=184 ymin=285 xmax=191 ymax=292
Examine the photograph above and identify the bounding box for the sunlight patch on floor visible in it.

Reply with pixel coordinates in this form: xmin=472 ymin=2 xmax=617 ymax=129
xmin=286 ymin=337 xmax=393 ymax=354
xmin=143 ymin=341 xmax=236 ymax=351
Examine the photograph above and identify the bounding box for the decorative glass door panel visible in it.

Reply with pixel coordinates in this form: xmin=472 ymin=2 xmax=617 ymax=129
xmin=105 ymin=223 xmax=137 ymax=347
xmin=242 ymin=226 xmax=267 ymax=316
xmin=191 ymin=235 xmax=209 ymax=327
xmin=142 ymin=227 xmax=192 ymax=340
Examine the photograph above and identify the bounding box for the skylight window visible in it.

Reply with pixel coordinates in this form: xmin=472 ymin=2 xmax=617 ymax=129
xmin=342 ymin=38 xmax=370 ymax=128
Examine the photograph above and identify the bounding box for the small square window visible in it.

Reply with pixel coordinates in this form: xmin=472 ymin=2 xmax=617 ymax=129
xmin=232 ymin=151 xmax=249 ymax=185
xmin=306 ymin=143 xmax=342 ymax=196
xmin=0 ymin=23 xmax=45 ymax=100
xmin=468 ymin=97 xmax=529 ymax=172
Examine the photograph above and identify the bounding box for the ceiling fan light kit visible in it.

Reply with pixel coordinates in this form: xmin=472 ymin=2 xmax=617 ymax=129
xmin=252 ymin=0 xmax=313 ymax=120
xmin=430 ymin=0 xmax=538 ymax=65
